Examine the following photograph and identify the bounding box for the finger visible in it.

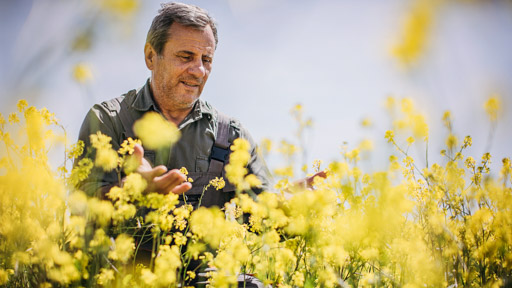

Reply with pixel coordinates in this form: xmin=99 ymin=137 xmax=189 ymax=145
xmin=315 ymin=170 xmax=328 ymax=179
xmin=154 ymin=169 xmax=187 ymax=193
xmin=171 ymin=182 xmax=192 ymax=195
xmin=306 ymin=171 xmax=327 ymax=188
xmin=149 ymin=165 xmax=168 ymax=178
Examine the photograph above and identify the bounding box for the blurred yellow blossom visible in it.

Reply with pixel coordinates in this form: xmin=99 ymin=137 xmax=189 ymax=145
xmin=133 ymin=111 xmax=180 ymax=150
xmin=484 ymin=94 xmax=502 ymax=122
xmin=0 ymin=269 xmax=8 ymax=285
xmin=72 ymin=62 xmax=93 ymax=84
xmin=25 ymin=106 xmax=45 ymax=150
xmin=90 ymin=131 xmax=118 ymax=171
xmin=259 ymin=137 xmax=273 ymax=156
xmin=118 ymin=137 xmax=141 ymax=155
xmin=392 ymin=0 xmax=435 ymax=65
xmin=96 ymin=268 xmax=114 ymax=286
xmin=108 ymin=234 xmax=134 ymax=263
xmin=8 ymin=113 xmax=19 ymax=124
xmin=101 ymin=0 xmax=139 ymax=16
xmin=17 ymin=99 xmax=28 ymax=112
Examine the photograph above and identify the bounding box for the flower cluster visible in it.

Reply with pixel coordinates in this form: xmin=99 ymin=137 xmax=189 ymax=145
xmin=0 ymin=99 xmax=510 ymax=287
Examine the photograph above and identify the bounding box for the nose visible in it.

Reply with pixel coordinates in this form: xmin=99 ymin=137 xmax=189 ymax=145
xmin=188 ymin=59 xmax=206 ymax=78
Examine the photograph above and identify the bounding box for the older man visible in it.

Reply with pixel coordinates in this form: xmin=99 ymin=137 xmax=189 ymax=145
xmin=77 ymin=3 xmax=272 ymax=208
xmin=77 ymin=3 xmax=272 ymax=287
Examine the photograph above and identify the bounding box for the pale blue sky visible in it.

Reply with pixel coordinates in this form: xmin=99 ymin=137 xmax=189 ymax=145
xmin=1 ymin=0 xmax=511 ymax=175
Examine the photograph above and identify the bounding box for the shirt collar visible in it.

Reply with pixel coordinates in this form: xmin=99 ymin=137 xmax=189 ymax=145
xmin=132 ymin=79 xmax=158 ymax=112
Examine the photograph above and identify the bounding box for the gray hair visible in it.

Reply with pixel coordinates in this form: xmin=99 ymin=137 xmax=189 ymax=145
xmin=146 ymin=2 xmax=218 ymax=55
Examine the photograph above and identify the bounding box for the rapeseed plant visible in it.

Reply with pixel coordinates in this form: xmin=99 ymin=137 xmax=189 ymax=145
xmin=0 ymin=96 xmax=510 ymax=287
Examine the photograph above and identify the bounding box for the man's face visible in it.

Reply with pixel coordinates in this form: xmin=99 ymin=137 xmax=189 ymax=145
xmin=146 ymin=22 xmax=216 ymax=112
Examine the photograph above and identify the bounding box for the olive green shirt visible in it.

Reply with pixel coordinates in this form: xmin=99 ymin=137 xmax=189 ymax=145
xmin=77 ymin=79 xmax=272 ymax=198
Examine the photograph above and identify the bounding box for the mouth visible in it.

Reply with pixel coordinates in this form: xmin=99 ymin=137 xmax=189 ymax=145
xmin=180 ymin=80 xmax=200 ymax=89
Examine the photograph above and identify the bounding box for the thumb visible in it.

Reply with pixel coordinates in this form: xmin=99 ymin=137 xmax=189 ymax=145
xmin=133 ymin=143 xmax=144 ymax=166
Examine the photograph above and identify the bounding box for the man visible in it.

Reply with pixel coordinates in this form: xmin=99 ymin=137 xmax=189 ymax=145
xmin=77 ymin=3 xmax=271 ymax=287
xmin=78 ymin=2 xmax=272 ymax=206
xmin=77 ymin=3 xmax=323 ymax=286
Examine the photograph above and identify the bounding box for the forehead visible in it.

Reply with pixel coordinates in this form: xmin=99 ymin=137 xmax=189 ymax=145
xmin=164 ymin=22 xmax=216 ymax=54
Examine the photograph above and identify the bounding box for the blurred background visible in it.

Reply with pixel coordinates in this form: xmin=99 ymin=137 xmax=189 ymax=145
xmin=1 ymin=0 xmax=511 ymax=175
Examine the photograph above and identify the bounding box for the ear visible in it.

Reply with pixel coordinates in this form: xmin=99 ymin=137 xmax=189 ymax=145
xmin=144 ymin=43 xmax=156 ymax=70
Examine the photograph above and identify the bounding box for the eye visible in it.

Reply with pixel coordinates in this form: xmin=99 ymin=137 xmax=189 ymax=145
xmin=178 ymin=55 xmax=191 ymax=61
xmin=202 ymin=57 xmax=212 ymax=64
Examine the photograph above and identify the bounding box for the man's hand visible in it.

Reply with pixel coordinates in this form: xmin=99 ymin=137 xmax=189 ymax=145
xmin=292 ymin=170 xmax=328 ymax=190
xmin=132 ymin=144 xmax=192 ymax=195
xmin=305 ymin=170 xmax=328 ymax=188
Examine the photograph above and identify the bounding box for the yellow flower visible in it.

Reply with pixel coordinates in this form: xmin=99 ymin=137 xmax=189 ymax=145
xmin=361 ymin=117 xmax=373 ymax=127
xmin=87 ymin=198 xmax=114 ymax=227
xmin=153 ymin=245 xmax=181 ymax=286
xmin=96 ymin=268 xmax=115 ymax=286
xmin=278 ymin=140 xmax=298 ymax=156
xmin=291 ymin=271 xmax=305 ymax=287
xmin=95 ymin=148 xmax=118 ymax=171
xmin=123 ymin=172 xmax=147 ymax=201
xmin=232 ymin=138 xmax=250 ymax=151
xmin=484 ymin=95 xmax=501 ymax=122
xmin=186 ymin=271 xmax=196 ymax=280
xmin=40 ymin=107 xmax=58 ymax=125
xmin=0 ymin=269 xmax=9 ymax=285
xmin=108 ymin=234 xmax=134 ymax=263
xmin=69 ymin=158 xmax=93 ymax=187
xmin=173 ymin=232 xmax=188 ymax=246
xmin=133 ymin=111 xmax=180 ymax=150
xmin=25 ymin=107 xmax=45 ymax=151
xmin=67 ymin=140 xmax=85 ymax=159
xmin=8 ymin=113 xmax=19 ymax=124
xmin=209 ymin=177 xmax=225 ymax=190
xmin=442 ymin=110 xmax=452 ymax=128
xmin=72 ymin=62 xmax=93 ymax=84
xmin=392 ymin=0 xmax=434 ymax=65
xmin=358 ymin=139 xmax=374 ymax=152
xmin=140 ymin=268 xmax=157 ymax=286
xmin=102 ymin=0 xmax=139 ymax=16
xmin=180 ymin=167 xmax=189 ymax=175
xmin=244 ymin=174 xmax=261 ymax=188
xmin=90 ymin=132 xmax=118 ymax=171
xmin=385 ymin=130 xmax=395 ymax=143
xmin=462 ymin=135 xmax=472 ymax=149
xmin=446 ymin=134 xmax=458 ymax=151
xmin=118 ymin=137 xmax=141 ymax=155
xmin=0 ymin=112 xmax=5 ymax=128
xmin=274 ymin=165 xmax=294 ymax=177
xmin=259 ymin=138 xmax=272 ymax=155
xmin=17 ymin=99 xmax=28 ymax=112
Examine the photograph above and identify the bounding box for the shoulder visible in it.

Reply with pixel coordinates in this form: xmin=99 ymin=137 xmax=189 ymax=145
xmin=78 ymin=88 xmax=138 ymax=145
xmin=93 ymin=89 xmax=137 ymax=115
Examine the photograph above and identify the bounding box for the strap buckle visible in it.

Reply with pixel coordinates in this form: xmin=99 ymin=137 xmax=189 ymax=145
xmin=211 ymin=146 xmax=230 ymax=162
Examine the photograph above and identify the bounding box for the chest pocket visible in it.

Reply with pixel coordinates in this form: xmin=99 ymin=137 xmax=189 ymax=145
xmin=195 ymin=155 xmax=209 ymax=172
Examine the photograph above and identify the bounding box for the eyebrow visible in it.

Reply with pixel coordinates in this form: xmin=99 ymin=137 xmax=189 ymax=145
xmin=177 ymin=50 xmax=213 ymax=58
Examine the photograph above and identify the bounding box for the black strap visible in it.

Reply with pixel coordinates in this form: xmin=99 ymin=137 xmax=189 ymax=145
xmin=208 ymin=112 xmax=230 ymax=174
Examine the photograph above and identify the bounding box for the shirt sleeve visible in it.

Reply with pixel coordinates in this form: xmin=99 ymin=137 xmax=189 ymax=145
xmin=75 ymin=104 xmax=123 ymax=198
xmin=238 ymin=124 xmax=274 ymax=194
